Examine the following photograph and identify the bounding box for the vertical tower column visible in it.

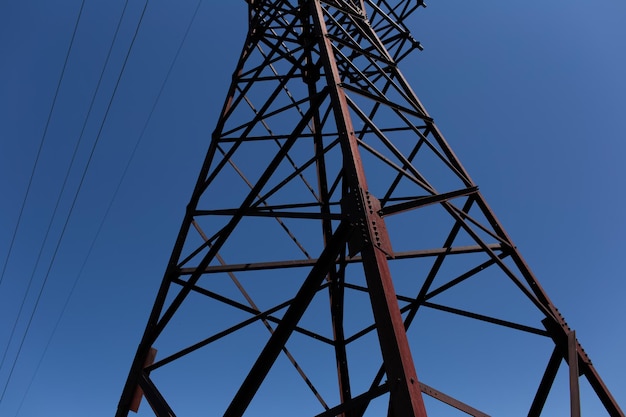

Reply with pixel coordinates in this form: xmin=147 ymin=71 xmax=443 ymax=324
xmin=309 ymin=1 xmax=427 ymax=415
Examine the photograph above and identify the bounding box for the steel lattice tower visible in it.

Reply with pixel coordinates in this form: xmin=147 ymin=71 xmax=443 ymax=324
xmin=116 ymin=1 xmax=624 ymax=416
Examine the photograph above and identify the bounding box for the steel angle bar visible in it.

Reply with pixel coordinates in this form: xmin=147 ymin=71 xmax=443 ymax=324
xmin=568 ymin=331 xmax=581 ymax=417
xmin=542 ymin=317 xmax=625 ymax=416
xmin=377 ymin=125 xmax=428 ymax=133
xmin=366 ymin=0 xmax=423 ymax=26
xmin=255 ymin=36 xmax=306 ymax=68
xmin=155 ymin=88 xmax=330 ymax=338
xmin=427 ymin=196 xmax=552 ymax=318
xmin=350 ymin=196 xmax=476 ymax=415
xmin=237 ymin=72 xmax=304 ymax=82
xmin=347 ymin=110 xmax=434 ymax=189
xmin=392 ymin=244 xmax=503 ymax=259
xmin=409 ymin=197 xmax=476 ymax=305
xmin=528 ymin=347 xmax=563 ymax=417
xmin=170 ymin=277 xmax=268 ymax=314
xmin=424 ymin=253 xmax=508 ymax=301
xmin=341 ymin=82 xmax=431 ymax=119
xmin=324 ymin=24 xmax=395 ymax=67
xmin=217 ymin=57 xmax=308 ymax=141
xmin=221 ymin=36 xmax=305 ymax=125
xmin=248 ymin=139 xmax=342 ymax=210
xmin=419 ymin=382 xmax=490 ymax=417
xmin=421 ymin=301 xmax=549 ymax=336
xmin=146 ymin=296 xmax=295 ymax=372
xmin=468 ymin=195 xmax=578 ymax=328
xmin=222 ymin=220 xmax=353 ymax=417
xmin=330 ymin=39 xmax=422 ymax=112
xmin=214 ymin=146 xmax=318 ymax=259
xmin=447 ymin=204 xmax=515 ymax=248
xmin=168 ymin=278 xmax=336 ymax=346
xmin=355 ymin=136 xmax=433 ymax=191
xmin=252 ymin=200 xmax=341 ymax=211
xmin=175 ymin=223 xmax=226 ymax=268
xmin=129 ymin=348 xmax=157 ymax=413
xmin=344 ymin=92 xmax=471 ymax=187
xmin=381 ymin=133 xmax=427 ymax=205
xmin=323 ymin=9 xmax=396 ymax=68
xmin=195 ymin=208 xmax=341 ymax=220
xmin=178 ymin=244 xmax=501 ymax=275
xmin=236 ymin=92 xmax=312 ymax=127
xmin=313 ymin=383 xmax=391 ymax=417
xmin=321 ymin=0 xmax=363 ymax=18
xmin=332 ymin=45 xmax=422 ymax=114
xmin=219 ymin=132 xmax=311 ymax=142
xmin=380 ymin=187 xmax=479 ymax=216
xmin=313 ymin=0 xmax=429 ymax=414
xmin=366 ymin=0 xmax=412 ymax=41
xmin=413 ymin=124 xmax=475 ymax=202
xmin=138 ymin=373 xmax=176 ymax=417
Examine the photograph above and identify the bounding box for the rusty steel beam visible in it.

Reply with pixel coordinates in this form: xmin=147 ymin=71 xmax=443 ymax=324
xmin=117 ymin=2 xmax=624 ymax=416
xmin=528 ymin=347 xmax=563 ymax=417
xmin=419 ymin=382 xmax=490 ymax=417
xmin=178 ymin=244 xmax=502 ymax=275
xmin=568 ymin=331 xmax=581 ymax=417
xmin=310 ymin=1 xmax=428 ymax=415
xmin=129 ymin=348 xmax=157 ymax=413
xmin=138 ymin=373 xmax=175 ymax=417
xmin=222 ymin=221 xmax=352 ymax=417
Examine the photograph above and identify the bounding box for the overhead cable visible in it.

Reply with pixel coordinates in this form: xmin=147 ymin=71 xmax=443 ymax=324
xmin=0 ymin=0 xmax=150 ymax=405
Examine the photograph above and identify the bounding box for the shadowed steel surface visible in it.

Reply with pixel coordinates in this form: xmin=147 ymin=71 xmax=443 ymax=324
xmin=116 ymin=1 xmax=624 ymax=416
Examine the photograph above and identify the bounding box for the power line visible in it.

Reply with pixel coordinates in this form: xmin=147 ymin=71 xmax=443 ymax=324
xmin=0 ymin=0 xmax=131 ymax=386
xmin=0 ymin=1 xmax=87 ymax=291
xmin=0 ymin=0 xmax=150 ymax=405
xmin=12 ymin=2 xmax=206 ymax=413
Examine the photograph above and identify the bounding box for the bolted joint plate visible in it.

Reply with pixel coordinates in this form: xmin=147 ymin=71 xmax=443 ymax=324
xmin=341 ymin=188 xmax=393 ymax=258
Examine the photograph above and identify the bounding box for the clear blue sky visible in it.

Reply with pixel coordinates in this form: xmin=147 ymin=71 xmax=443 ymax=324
xmin=0 ymin=1 xmax=624 ymax=416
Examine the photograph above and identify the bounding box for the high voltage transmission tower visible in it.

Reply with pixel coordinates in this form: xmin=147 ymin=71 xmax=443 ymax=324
xmin=116 ymin=1 xmax=623 ymax=416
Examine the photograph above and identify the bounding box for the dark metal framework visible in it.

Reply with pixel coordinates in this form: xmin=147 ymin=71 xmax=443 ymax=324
xmin=116 ymin=1 xmax=623 ymax=416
